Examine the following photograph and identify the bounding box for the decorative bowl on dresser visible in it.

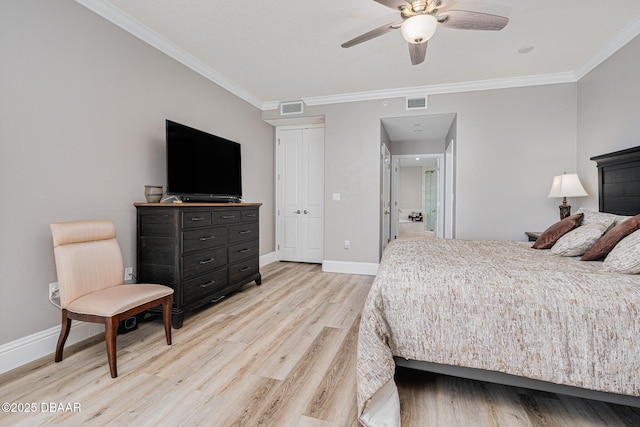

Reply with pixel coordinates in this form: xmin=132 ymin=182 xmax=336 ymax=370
xmin=135 ymin=202 xmax=261 ymax=328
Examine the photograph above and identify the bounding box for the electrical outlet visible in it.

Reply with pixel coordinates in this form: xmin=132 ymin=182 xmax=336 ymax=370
xmin=344 ymin=240 xmax=350 ymax=249
xmin=124 ymin=267 xmax=133 ymax=281
xmin=49 ymin=282 xmax=59 ymax=300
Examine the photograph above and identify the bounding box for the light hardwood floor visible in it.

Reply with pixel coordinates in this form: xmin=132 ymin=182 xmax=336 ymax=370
xmin=2 ymin=262 xmax=640 ymax=426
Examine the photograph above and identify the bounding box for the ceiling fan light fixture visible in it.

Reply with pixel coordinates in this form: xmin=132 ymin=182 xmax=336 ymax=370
xmin=401 ymin=14 xmax=438 ymax=44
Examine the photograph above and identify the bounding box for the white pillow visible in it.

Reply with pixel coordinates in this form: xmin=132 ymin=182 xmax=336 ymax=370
xmin=551 ymin=221 xmax=614 ymax=257
xmin=615 ymin=215 xmax=633 ymax=225
xmin=576 ymin=208 xmax=619 ymax=227
xmin=603 ymin=230 xmax=640 ymax=274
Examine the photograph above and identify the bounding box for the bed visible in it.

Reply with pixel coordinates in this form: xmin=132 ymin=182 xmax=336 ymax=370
xmin=357 ymin=146 xmax=640 ymax=427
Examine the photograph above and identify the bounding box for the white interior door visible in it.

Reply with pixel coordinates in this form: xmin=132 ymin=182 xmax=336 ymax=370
xmin=277 ymin=126 xmax=324 ymax=263
xmin=381 ymin=144 xmax=391 ymax=255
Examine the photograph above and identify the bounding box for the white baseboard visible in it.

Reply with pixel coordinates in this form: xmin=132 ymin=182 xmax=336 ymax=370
xmin=0 ymin=321 xmax=104 ymax=375
xmin=322 ymin=260 xmax=379 ymax=276
xmin=259 ymin=251 xmax=277 ymax=267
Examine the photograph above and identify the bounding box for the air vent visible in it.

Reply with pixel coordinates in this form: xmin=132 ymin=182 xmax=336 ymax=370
xmin=280 ymin=101 xmax=304 ymax=115
xmin=406 ymin=96 xmax=428 ymax=110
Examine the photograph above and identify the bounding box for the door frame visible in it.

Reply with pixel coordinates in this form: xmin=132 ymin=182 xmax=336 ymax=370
xmin=380 ymin=143 xmax=391 ymax=257
xmin=445 ymin=138 xmax=456 ymax=238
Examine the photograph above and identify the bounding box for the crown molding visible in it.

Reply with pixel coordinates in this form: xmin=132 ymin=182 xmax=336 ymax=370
xmin=574 ymin=16 xmax=640 ymax=81
xmin=75 ymin=0 xmax=264 ymax=110
xmin=302 ymin=72 xmax=578 ymax=106
xmin=75 ymin=0 xmax=640 ymax=111
xmin=261 ymin=101 xmax=281 ymax=111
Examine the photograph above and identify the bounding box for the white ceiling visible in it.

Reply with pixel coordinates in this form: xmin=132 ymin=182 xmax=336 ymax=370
xmin=398 ymin=156 xmax=439 ymax=169
xmin=80 ymin=0 xmax=640 ymax=110
xmin=382 ymin=113 xmax=456 ymax=142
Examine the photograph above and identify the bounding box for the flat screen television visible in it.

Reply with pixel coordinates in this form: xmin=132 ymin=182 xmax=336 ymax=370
xmin=166 ymin=120 xmax=242 ymax=203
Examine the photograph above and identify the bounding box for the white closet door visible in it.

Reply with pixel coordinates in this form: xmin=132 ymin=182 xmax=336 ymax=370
xmin=277 ymin=126 xmax=324 ymax=263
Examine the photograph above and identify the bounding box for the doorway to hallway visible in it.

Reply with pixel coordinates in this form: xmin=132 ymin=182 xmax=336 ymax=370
xmin=379 ymin=113 xmax=457 ymax=256
xmin=392 ymin=154 xmax=443 ymax=239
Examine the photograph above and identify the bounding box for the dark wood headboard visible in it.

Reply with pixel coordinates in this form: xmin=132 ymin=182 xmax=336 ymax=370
xmin=591 ymin=146 xmax=640 ymax=215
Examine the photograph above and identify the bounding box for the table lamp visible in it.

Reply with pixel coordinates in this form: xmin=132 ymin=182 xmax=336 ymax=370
xmin=548 ymin=173 xmax=588 ymax=219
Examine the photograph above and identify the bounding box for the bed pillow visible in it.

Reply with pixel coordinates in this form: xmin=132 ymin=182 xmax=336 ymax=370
xmin=551 ymin=220 xmax=614 ymax=257
xmin=603 ymin=230 xmax=640 ymax=274
xmin=532 ymin=213 xmax=583 ymax=249
xmin=582 ymin=214 xmax=640 ymax=261
xmin=615 ymin=215 xmax=633 ymax=225
xmin=576 ymin=208 xmax=619 ymax=227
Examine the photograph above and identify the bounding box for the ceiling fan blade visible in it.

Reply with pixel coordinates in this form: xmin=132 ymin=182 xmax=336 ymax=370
xmin=438 ymin=10 xmax=508 ymax=31
xmin=373 ymin=0 xmax=410 ymax=12
xmin=408 ymin=41 xmax=428 ymax=65
xmin=341 ymin=22 xmax=401 ymax=48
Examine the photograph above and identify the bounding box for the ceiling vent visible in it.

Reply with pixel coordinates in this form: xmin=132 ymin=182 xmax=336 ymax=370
xmin=280 ymin=101 xmax=304 ymax=115
xmin=406 ymin=96 xmax=428 ymax=110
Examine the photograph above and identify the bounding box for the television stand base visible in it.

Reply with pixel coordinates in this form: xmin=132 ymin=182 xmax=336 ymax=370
xmin=180 ymin=195 xmax=242 ymax=203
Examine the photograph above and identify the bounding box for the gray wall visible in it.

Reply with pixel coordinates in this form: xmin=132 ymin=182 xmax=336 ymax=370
xmin=399 ymin=167 xmax=423 ymax=210
xmin=0 ymin=0 xmax=274 ymax=345
xmin=264 ymin=82 xmax=578 ymax=262
xmin=577 ymin=35 xmax=640 ymax=207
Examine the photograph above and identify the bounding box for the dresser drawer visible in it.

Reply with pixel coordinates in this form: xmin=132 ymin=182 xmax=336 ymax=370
xmin=241 ymin=209 xmax=259 ymax=222
xmin=212 ymin=210 xmax=241 ymax=224
xmin=228 ymin=240 xmax=259 ymax=264
xmin=182 ymin=211 xmax=212 ymax=229
xmin=139 ymin=237 xmax=176 ymax=265
xmin=139 ymin=211 xmax=177 ymax=238
xmin=229 ymin=257 xmax=259 ymax=284
xmin=182 ymin=268 xmax=228 ymax=305
xmin=182 ymin=227 xmax=227 ymax=253
xmin=182 ymin=247 xmax=227 ymax=278
xmin=228 ymin=222 xmax=258 ymax=244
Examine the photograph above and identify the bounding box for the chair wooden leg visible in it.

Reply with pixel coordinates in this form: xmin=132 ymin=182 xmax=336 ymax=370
xmin=55 ymin=309 xmax=72 ymax=363
xmin=105 ymin=317 xmax=119 ymax=378
xmin=163 ymin=295 xmax=173 ymax=345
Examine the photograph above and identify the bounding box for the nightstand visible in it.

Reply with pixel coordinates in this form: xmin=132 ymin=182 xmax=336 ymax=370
xmin=525 ymin=231 xmax=541 ymax=242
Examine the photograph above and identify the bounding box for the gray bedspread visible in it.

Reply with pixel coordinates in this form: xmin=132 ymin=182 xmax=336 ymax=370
xmin=357 ymin=238 xmax=640 ymax=427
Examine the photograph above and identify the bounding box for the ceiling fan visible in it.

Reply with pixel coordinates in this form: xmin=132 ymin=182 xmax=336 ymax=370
xmin=341 ymin=0 xmax=509 ymax=65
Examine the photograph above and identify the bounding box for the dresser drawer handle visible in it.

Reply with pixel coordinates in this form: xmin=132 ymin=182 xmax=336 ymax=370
xmin=239 ymin=248 xmax=251 ymax=253
xmin=199 ymin=236 xmax=216 ymax=241
xmin=239 ymin=230 xmax=252 ymax=234
xmin=199 ymin=258 xmax=216 ymax=264
xmin=200 ymin=280 xmax=216 ymax=288
xmin=239 ymin=266 xmax=252 ymax=272
xmin=211 ymin=295 xmax=225 ymax=303
xmin=221 ymin=215 xmax=236 ymax=219
xmin=191 ymin=217 xmax=206 ymax=221
xmin=245 ymin=213 xmax=256 ymax=217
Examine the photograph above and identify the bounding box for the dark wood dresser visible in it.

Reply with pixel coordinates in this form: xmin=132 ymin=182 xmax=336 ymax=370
xmin=134 ymin=202 xmax=261 ymax=328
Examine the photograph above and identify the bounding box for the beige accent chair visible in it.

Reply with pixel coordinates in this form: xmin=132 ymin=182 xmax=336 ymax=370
xmin=50 ymin=220 xmax=173 ymax=378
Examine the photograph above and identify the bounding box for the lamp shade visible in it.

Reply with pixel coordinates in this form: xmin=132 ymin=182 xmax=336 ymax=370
xmin=401 ymin=15 xmax=438 ymax=44
xmin=547 ymin=173 xmax=588 ymax=198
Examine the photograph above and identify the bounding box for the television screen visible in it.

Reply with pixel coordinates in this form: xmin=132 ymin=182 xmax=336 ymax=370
xmin=166 ymin=120 xmax=242 ymax=202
